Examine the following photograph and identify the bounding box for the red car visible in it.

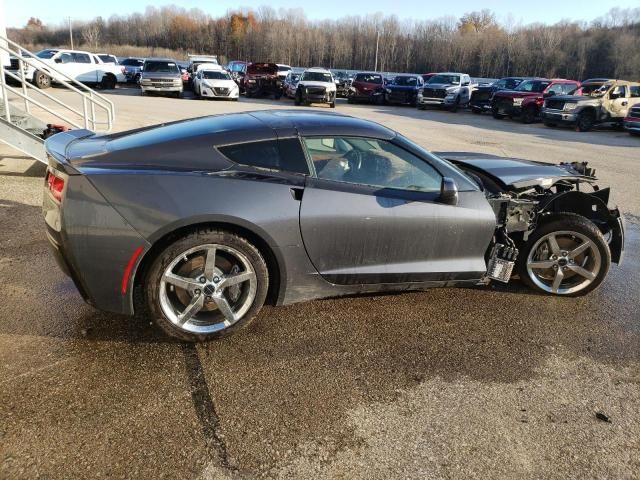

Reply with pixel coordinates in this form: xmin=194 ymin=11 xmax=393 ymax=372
xmin=347 ymin=72 xmax=386 ymax=104
xmin=491 ymin=78 xmax=581 ymax=123
xmin=624 ymin=104 xmax=640 ymax=136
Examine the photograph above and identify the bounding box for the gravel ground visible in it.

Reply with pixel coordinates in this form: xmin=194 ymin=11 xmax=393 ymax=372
xmin=0 ymin=87 xmax=638 ymax=479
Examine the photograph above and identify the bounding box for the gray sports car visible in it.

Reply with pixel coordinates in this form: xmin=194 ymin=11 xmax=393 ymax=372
xmin=43 ymin=110 xmax=624 ymax=341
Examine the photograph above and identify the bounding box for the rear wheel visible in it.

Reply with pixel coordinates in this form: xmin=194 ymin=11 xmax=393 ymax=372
xmin=450 ymin=96 xmax=460 ymax=113
xmin=33 ymin=71 xmax=51 ymax=89
xmin=492 ymin=106 xmax=504 ymax=119
xmin=146 ymin=229 xmax=269 ymax=341
xmin=100 ymin=74 xmax=117 ymax=90
xmin=330 ymin=100 xmax=336 ymax=108
xmin=518 ymin=214 xmax=610 ymax=297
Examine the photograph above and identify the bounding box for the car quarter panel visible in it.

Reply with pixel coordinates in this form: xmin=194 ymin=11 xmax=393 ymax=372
xmin=85 ymin=171 xmax=320 ymax=306
xmin=46 ymin=173 xmax=151 ymax=315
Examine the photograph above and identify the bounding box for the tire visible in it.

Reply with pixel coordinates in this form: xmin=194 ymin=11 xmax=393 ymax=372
xmin=330 ymin=101 xmax=336 ymax=109
xmin=33 ymin=70 xmax=51 ymax=89
xmin=294 ymin=91 xmax=302 ymax=106
xmin=517 ymin=213 xmax=610 ymax=297
xmin=146 ymin=229 xmax=269 ymax=341
xmin=100 ymin=74 xmax=116 ymax=90
xmin=576 ymin=111 xmax=595 ymax=132
xmin=450 ymin=96 xmax=460 ymax=113
xmin=492 ymin=106 xmax=504 ymax=119
xmin=376 ymin=94 xmax=385 ymax=106
xmin=521 ymin=106 xmax=537 ymax=124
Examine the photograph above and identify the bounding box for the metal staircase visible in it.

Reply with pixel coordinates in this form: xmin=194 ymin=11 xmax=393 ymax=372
xmin=0 ymin=35 xmax=115 ymax=164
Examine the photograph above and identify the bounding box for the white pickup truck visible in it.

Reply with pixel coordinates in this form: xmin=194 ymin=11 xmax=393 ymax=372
xmin=7 ymin=48 xmax=125 ymax=90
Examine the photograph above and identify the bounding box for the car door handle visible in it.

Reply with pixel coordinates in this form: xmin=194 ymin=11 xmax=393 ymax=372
xmin=290 ymin=187 xmax=304 ymax=201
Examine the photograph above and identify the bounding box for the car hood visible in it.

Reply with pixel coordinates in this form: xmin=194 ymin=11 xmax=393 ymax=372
xmin=141 ymin=73 xmax=180 ymax=80
xmin=424 ymin=83 xmax=456 ymax=90
xmin=549 ymin=94 xmax=594 ymax=103
xmin=299 ymin=81 xmax=335 ymax=89
xmin=201 ymin=79 xmax=237 ymax=88
xmin=352 ymin=82 xmax=381 ymax=90
xmin=387 ymin=84 xmax=419 ymax=91
xmin=436 ymin=152 xmax=594 ymax=190
xmin=493 ymin=90 xmax=540 ymax=99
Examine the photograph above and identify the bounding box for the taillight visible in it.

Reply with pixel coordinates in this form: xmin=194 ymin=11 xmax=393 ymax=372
xmin=46 ymin=171 xmax=65 ymax=202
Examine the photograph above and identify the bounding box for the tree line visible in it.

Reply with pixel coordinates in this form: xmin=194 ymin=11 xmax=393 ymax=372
xmin=9 ymin=6 xmax=640 ymax=80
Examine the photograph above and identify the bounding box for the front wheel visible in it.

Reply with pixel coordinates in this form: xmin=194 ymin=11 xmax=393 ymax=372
xmin=492 ymin=106 xmax=504 ymax=119
xmin=518 ymin=214 xmax=610 ymax=297
xmin=146 ymin=229 xmax=269 ymax=341
xmin=576 ymin=111 xmax=595 ymax=132
xmin=100 ymin=74 xmax=116 ymax=90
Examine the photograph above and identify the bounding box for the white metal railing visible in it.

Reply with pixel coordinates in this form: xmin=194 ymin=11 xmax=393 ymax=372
xmin=0 ymin=35 xmax=114 ymax=132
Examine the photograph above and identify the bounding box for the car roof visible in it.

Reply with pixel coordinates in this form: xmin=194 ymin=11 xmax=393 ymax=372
xmin=144 ymin=58 xmax=178 ymax=63
xmin=101 ymin=111 xmax=396 ymax=152
xmin=197 ymin=63 xmax=223 ymax=71
xmin=248 ymin=110 xmax=394 ymax=139
xmin=304 ymin=67 xmax=331 ymax=73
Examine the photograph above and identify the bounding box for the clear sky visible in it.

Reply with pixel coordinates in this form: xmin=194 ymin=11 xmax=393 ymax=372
xmin=4 ymin=0 xmax=638 ymax=28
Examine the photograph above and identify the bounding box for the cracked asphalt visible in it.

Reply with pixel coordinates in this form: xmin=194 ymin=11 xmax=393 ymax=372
xmin=1 ymin=90 xmax=639 ymax=479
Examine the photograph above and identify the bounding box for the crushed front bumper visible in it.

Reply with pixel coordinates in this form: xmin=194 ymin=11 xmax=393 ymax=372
xmin=542 ymin=109 xmax=578 ymax=124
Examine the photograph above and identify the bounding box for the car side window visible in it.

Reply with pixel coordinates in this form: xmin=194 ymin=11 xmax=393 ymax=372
xmin=73 ymin=53 xmax=91 ymax=64
xmin=630 ymin=86 xmax=640 ymax=98
xmin=547 ymin=83 xmax=566 ymax=95
xmin=495 ymin=79 xmax=507 ymax=89
xmin=611 ymin=86 xmax=627 ymax=99
xmin=218 ymin=138 xmax=309 ymax=175
xmin=58 ymin=53 xmax=73 ymax=64
xmin=563 ymin=83 xmax=578 ymax=94
xmin=302 ymin=136 xmax=442 ymax=193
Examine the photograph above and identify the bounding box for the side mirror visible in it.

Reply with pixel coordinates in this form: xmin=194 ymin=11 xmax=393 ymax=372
xmin=54 ymin=58 xmax=62 ymax=64
xmin=439 ymin=177 xmax=458 ymax=206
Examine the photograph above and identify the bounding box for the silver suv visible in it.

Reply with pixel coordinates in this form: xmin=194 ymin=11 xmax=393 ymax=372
xmin=139 ymin=58 xmax=183 ymax=98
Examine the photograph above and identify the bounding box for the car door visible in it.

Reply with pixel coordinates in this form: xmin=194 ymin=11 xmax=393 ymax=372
xmin=299 ymin=135 xmax=495 ymax=285
xmin=609 ymin=85 xmax=629 ymax=117
xmin=72 ymin=53 xmax=96 ymax=82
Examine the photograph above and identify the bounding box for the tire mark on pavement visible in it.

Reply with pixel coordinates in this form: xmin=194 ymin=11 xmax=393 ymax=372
xmin=181 ymin=343 xmax=230 ymax=470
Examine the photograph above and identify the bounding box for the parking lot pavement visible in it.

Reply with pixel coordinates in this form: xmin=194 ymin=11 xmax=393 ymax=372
xmin=1 ymin=90 xmax=639 ymax=478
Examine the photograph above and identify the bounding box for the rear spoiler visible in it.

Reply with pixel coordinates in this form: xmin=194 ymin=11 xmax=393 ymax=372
xmin=44 ymin=129 xmax=95 ymax=175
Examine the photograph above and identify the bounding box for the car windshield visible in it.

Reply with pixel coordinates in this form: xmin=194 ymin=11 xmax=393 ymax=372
xmin=355 ymin=73 xmax=382 ymax=84
xmin=515 ymin=80 xmax=550 ymax=92
xmin=247 ymin=64 xmax=277 ymax=75
xmin=35 ymin=49 xmax=58 ymax=59
xmin=144 ymin=61 xmax=179 ymax=73
xmin=394 ymin=76 xmax=418 ymax=86
xmin=122 ymin=58 xmax=143 ymax=67
xmin=228 ymin=63 xmax=245 ymax=72
xmin=289 ymin=74 xmax=301 ymax=82
xmin=302 ymin=72 xmax=333 ymax=82
xmin=590 ymin=83 xmax=612 ymax=96
xmin=202 ymin=70 xmax=231 ymax=80
xmin=428 ymin=75 xmax=460 ymax=85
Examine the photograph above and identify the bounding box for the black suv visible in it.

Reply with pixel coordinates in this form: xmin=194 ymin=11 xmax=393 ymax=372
xmin=470 ymin=77 xmax=531 ymax=114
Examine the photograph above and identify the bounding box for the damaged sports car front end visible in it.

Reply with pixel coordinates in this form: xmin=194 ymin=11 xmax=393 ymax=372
xmin=441 ymin=153 xmax=624 ymax=294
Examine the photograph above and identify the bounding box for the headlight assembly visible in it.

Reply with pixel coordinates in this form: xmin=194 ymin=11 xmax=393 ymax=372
xmin=563 ymin=103 xmax=578 ymax=111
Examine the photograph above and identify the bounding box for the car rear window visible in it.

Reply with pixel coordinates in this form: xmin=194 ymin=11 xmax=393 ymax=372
xmin=218 ymin=139 xmax=309 ymax=175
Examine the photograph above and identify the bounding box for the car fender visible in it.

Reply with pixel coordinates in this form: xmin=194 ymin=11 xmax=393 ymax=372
xmin=536 ymin=189 xmax=624 ymax=263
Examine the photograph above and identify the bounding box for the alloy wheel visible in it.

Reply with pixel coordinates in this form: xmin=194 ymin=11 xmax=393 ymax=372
xmin=526 ymin=230 xmax=601 ymax=295
xmin=159 ymin=244 xmax=257 ymax=334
